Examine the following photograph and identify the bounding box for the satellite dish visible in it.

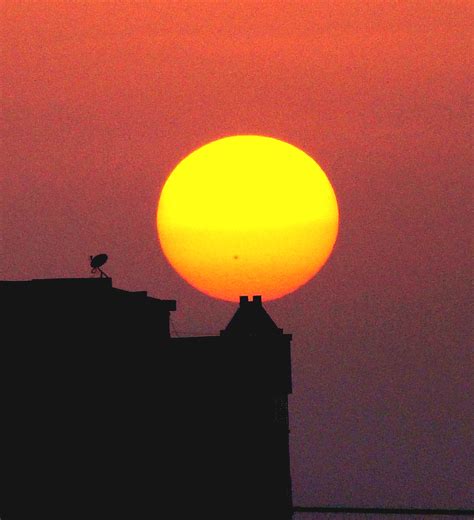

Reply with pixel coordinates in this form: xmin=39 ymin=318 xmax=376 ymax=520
xmin=90 ymin=254 xmax=110 ymax=278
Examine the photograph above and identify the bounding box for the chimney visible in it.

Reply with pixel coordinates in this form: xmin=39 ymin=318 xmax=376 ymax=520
xmin=252 ymin=295 xmax=262 ymax=305
xmin=239 ymin=296 xmax=249 ymax=306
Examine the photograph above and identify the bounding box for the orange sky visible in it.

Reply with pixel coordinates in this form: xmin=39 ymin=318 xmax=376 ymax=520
xmin=2 ymin=0 xmax=472 ymax=508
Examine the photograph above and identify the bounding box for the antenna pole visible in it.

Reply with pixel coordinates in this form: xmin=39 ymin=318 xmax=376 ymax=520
xmin=97 ymin=267 xmax=109 ymax=279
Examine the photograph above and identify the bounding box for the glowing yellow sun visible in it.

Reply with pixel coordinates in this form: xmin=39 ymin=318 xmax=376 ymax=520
xmin=157 ymin=135 xmax=339 ymax=302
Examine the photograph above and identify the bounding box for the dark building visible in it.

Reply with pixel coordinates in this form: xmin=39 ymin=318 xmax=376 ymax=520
xmin=1 ymin=278 xmax=293 ymax=520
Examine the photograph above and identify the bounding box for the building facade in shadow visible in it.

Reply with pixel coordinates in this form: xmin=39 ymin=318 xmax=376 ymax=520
xmin=1 ymin=278 xmax=293 ymax=520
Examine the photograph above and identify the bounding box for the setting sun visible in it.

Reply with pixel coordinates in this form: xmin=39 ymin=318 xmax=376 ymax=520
xmin=157 ymin=135 xmax=339 ymax=301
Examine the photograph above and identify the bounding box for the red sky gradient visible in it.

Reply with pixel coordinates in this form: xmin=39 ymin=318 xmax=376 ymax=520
xmin=2 ymin=1 xmax=472 ymax=508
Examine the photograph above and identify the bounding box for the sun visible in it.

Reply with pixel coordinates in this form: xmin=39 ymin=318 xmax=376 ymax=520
xmin=157 ymin=135 xmax=339 ymax=302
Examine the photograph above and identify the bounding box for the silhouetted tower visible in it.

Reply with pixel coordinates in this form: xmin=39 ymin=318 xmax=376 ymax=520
xmin=169 ymin=295 xmax=293 ymax=519
xmin=221 ymin=295 xmax=293 ymax=520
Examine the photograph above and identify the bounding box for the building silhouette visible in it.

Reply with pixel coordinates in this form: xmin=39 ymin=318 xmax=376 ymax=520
xmin=1 ymin=277 xmax=293 ymax=520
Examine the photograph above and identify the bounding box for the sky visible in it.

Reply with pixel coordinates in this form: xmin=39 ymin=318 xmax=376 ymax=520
xmin=2 ymin=0 xmax=472 ymax=509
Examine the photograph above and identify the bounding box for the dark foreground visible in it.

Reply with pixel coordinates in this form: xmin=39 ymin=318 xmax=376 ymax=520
xmin=0 ymin=278 xmax=293 ymax=520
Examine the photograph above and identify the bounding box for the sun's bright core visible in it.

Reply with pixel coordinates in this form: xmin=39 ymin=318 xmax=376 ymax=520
xmin=157 ymin=135 xmax=339 ymax=301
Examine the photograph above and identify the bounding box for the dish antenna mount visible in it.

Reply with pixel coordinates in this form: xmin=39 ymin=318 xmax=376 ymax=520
xmin=90 ymin=254 xmax=110 ymax=278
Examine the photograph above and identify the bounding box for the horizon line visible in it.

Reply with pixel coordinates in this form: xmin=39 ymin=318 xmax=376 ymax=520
xmin=293 ymin=506 xmax=474 ymax=516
